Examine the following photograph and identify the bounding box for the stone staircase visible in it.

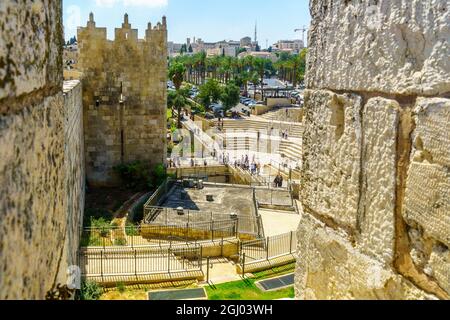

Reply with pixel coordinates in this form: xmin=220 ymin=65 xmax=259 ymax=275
xmin=215 ymin=119 xmax=303 ymax=140
xmin=259 ymin=107 xmax=303 ymax=123
xmin=278 ymin=139 xmax=302 ymax=163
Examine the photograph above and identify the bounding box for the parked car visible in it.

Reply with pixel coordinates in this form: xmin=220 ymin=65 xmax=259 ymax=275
xmin=210 ymin=103 xmax=224 ymax=116
xmin=205 ymin=112 xmax=215 ymax=120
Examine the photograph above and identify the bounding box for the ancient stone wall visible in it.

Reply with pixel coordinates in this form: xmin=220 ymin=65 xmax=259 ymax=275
xmin=61 ymin=80 xmax=85 ymax=283
xmin=0 ymin=1 xmax=84 ymax=299
xmin=78 ymin=13 xmax=168 ymax=187
xmin=296 ymin=0 xmax=449 ymax=300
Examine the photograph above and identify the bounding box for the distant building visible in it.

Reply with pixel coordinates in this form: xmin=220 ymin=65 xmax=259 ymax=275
xmin=168 ymin=41 xmax=183 ymax=57
xmin=240 ymin=36 xmax=252 ymax=47
xmin=273 ymin=40 xmax=304 ymax=53
xmin=186 ymin=38 xmax=240 ymax=57
xmin=238 ymin=51 xmax=277 ymax=62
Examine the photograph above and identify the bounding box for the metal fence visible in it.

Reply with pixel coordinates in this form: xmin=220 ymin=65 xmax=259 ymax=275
xmin=144 ymin=206 xmax=237 ymax=224
xmin=143 ymin=206 xmax=262 ymax=237
xmin=143 ymin=178 xmax=175 ymax=210
xmin=80 ymin=220 xmax=239 ymax=248
xmin=79 ymin=245 xmax=203 ymax=279
xmin=239 ymin=231 xmax=297 ymax=270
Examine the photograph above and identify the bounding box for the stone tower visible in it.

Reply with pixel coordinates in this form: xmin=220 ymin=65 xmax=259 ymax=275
xmin=78 ymin=13 xmax=168 ymax=186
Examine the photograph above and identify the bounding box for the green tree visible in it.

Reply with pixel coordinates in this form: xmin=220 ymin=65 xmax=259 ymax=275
xmin=253 ymin=58 xmax=266 ymax=100
xmin=168 ymin=88 xmax=190 ymax=128
xmin=221 ymin=82 xmax=240 ymax=113
xmin=168 ymin=63 xmax=189 ymax=128
xmin=250 ymin=72 xmax=260 ymax=100
xmin=198 ymin=79 xmax=222 ymax=109
xmin=168 ymin=62 xmax=186 ymax=90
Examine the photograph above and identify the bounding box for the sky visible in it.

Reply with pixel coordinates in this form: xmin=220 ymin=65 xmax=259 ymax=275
xmin=63 ymin=0 xmax=311 ymax=48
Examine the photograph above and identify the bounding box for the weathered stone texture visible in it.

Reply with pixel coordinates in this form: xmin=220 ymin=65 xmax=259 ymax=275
xmin=0 ymin=94 xmax=66 ymax=299
xmin=358 ymin=97 xmax=399 ymax=264
xmin=427 ymin=246 xmax=450 ymax=294
xmin=410 ymin=98 xmax=450 ymax=167
xmin=402 ymin=97 xmax=450 ymax=295
xmin=404 ymin=98 xmax=449 ymax=247
xmin=0 ymin=2 xmax=84 ymax=300
xmin=297 ymin=0 xmax=449 ymax=300
xmin=307 ymin=0 xmax=450 ymax=96
xmin=78 ymin=14 xmax=168 ymax=186
xmin=0 ymin=1 xmax=63 ymax=106
xmin=296 ymin=213 xmax=437 ymax=300
xmin=61 ymin=80 xmax=85 ymax=275
xmin=301 ymin=90 xmax=362 ymax=229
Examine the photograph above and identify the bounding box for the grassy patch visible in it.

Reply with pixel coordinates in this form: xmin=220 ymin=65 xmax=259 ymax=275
xmin=99 ymin=281 xmax=198 ymax=300
xmin=100 ymin=290 xmax=148 ymax=301
xmin=252 ymin=263 xmax=295 ymax=280
xmin=205 ymin=278 xmax=294 ymax=301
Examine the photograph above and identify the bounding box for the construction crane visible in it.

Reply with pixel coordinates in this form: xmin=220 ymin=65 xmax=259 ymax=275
xmin=294 ymin=26 xmax=308 ymax=47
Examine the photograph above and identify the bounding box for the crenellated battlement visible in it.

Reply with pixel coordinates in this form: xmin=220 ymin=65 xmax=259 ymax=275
xmin=78 ymin=12 xmax=167 ymax=45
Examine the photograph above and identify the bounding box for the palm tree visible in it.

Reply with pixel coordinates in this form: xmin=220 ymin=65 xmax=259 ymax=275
xmin=221 ymin=56 xmax=233 ymax=84
xmin=169 ymin=62 xmax=187 ymax=128
xmin=198 ymin=52 xmax=207 ymax=85
xmin=253 ymin=57 xmax=266 ymax=100
xmin=168 ymin=90 xmax=189 ymax=129
xmin=250 ymin=71 xmax=260 ymax=100
xmin=236 ymin=70 xmax=251 ymax=97
xmin=169 ymin=62 xmax=186 ymax=90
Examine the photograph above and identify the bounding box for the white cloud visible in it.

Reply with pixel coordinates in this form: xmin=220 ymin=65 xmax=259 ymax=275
xmin=95 ymin=0 xmax=168 ymax=8
xmin=65 ymin=5 xmax=81 ymax=37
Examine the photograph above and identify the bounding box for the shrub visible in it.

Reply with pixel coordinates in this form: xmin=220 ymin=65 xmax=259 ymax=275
xmin=125 ymin=222 xmax=140 ymax=236
xmin=116 ymin=282 xmax=126 ymax=294
xmin=114 ymin=161 xmax=168 ymax=191
xmin=90 ymin=217 xmax=112 ymax=229
xmin=114 ymin=238 xmax=127 ymax=246
xmin=114 ymin=161 xmax=151 ymax=190
xmin=84 ymin=208 xmax=113 ymax=223
xmin=79 ymin=280 xmax=102 ymax=300
xmin=152 ymin=163 xmax=167 ymax=186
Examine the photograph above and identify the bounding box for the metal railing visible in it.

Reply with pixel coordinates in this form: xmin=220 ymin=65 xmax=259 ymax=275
xmin=80 ymin=220 xmax=239 ymax=248
xmin=143 ymin=205 xmax=261 ymax=236
xmin=79 ymin=244 xmax=203 ymax=279
xmin=143 ymin=178 xmax=175 ymax=211
xmin=239 ymin=231 xmax=297 ymax=272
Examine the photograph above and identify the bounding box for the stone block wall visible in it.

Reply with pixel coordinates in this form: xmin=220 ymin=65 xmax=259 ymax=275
xmin=296 ymin=0 xmax=449 ymax=300
xmin=0 ymin=1 xmax=84 ymax=299
xmin=78 ymin=13 xmax=168 ymax=186
xmin=61 ymin=80 xmax=85 ymax=282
